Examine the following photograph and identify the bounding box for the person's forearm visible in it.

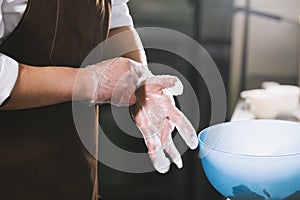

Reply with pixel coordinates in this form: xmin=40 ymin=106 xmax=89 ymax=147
xmin=0 ymin=63 xmax=90 ymax=110
xmin=1 ymin=27 xmax=147 ymax=110
xmin=109 ymin=26 xmax=148 ymax=66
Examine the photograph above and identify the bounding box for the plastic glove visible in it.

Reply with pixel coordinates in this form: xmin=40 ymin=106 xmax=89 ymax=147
xmin=75 ymin=57 xmax=146 ymax=106
xmin=131 ymin=74 xmax=198 ymax=173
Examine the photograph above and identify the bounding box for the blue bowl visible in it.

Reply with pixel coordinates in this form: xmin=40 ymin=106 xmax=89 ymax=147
xmin=198 ymin=120 xmax=300 ymax=200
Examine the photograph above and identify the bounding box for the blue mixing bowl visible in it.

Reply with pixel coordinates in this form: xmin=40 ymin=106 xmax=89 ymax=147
xmin=198 ymin=120 xmax=300 ymax=200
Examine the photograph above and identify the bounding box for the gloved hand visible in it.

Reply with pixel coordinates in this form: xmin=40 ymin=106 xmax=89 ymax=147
xmin=74 ymin=57 xmax=145 ymax=106
xmin=131 ymin=73 xmax=198 ymax=173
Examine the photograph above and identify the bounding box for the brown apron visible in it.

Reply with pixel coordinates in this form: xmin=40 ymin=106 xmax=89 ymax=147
xmin=0 ymin=0 xmax=111 ymax=199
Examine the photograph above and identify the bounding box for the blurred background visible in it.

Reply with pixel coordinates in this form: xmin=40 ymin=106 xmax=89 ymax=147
xmin=99 ymin=0 xmax=300 ymax=199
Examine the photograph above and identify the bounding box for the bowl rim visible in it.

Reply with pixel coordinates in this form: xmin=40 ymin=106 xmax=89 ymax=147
xmin=198 ymin=119 xmax=300 ymax=158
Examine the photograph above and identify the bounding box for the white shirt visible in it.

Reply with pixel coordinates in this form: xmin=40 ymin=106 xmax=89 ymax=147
xmin=0 ymin=0 xmax=133 ymax=105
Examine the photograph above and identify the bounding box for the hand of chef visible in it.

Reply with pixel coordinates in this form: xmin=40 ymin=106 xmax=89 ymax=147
xmin=131 ymin=73 xmax=198 ymax=173
xmin=74 ymin=57 xmax=145 ymax=106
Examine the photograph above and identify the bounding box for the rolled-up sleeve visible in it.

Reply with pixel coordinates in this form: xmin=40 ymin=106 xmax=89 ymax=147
xmin=0 ymin=54 xmax=18 ymax=105
xmin=110 ymin=0 xmax=134 ymax=29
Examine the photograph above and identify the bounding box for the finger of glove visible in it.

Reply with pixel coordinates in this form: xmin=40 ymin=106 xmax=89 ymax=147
xmin=165 ymin=135 xmax=183 ymax=169
xmin=138 ymin=124 xmax=171 ymax=174
xmin=160 ymin=119 xmax=183 ymax=169
xmin=138 ymin=123 xmax=163 ymax=153
xmin=162 ymin=76 xmax=184 ymax=96
xmin=160 ymin=118 xmax=174 ymax=149
xmin=149 ymin=148 xmax=170 ymax=174
xmin=167 ymin=104 xmax=198 ymax=150
xmin=133 ymin=110 xmax=171 ymax=173
xmin=133 ymin=104 xmax=152 ymax=130
xmin=141 ymin=76 xmax=177 ymax=91
xmin=133 ymin=107 xmax=161 ymax=151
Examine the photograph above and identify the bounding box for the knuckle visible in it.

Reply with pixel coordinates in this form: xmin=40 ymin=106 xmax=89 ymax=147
xmin=117 ymin=58 xmax=132 ymax=75
xmin=118 ymin=57 xmax=131 ymax=67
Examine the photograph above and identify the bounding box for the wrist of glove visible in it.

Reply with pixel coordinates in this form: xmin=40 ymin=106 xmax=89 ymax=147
xmin=74 ymin=57 xmax=147 ymax=106
xmin=131 ymin=73 xmax=198 ymax=174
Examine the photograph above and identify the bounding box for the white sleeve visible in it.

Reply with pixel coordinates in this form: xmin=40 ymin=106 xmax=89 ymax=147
xmin=0 ymin=54 xmax=19 ymax=105
xmin=0 ymin=0 xmax=4 ymax=42
xmin=110 ymin=0 xmax=134 ymax=29
xmin=0 ymin=0 xmax=21 ymax=106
